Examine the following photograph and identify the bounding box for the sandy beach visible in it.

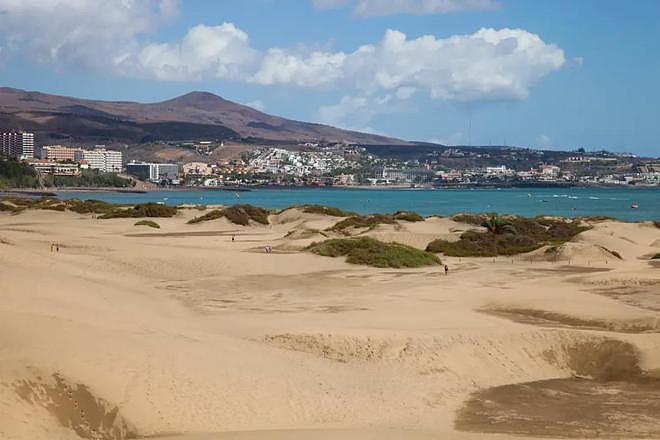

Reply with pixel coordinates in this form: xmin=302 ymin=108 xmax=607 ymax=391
xmin=1 ymin=205 xmax=660 ymax=440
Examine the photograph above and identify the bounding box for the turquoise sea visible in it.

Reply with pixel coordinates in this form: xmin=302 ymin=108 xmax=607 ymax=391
xmin=56 ymin=187 xmax=659 ymax=221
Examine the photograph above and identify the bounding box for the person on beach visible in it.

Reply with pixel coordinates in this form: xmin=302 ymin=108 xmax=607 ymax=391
xmin=444 ymin=265 xmax=449 ymax=276
xmin=232 ymin=235 xmax=235 ymax=242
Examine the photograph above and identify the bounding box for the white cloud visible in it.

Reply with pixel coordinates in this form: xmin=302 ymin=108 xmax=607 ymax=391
xmin=313 ymin=0 xmax=500 ymax=16
xmin=254 ymin=28 xmax=566 ymax=102
xmin=120 ymin=23 xmax=259 ymax=81
xmin=0 ymin=0 xmax=178 ymax=70
xmin=0 ymin=1 xmax=567 ymax=108
xmin=250 ymin=49 xmax=346 ymax=87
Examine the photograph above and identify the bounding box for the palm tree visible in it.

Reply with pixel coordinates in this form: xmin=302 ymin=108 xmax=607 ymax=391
xmin=481 ymin=216 xmax=517 ymax=234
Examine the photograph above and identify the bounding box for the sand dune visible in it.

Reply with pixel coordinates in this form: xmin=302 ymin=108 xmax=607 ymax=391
xmin=1 ymin=208 xmax=659 ymax=439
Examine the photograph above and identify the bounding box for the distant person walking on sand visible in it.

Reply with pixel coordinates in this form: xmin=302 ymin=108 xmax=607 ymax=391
xmin=56 ymin=243 xmax=60 ymax=253
xmin=232 ymin=235 xmax=235 ymax=242
xmin=444 ymin=265 xmax=449 ymax=276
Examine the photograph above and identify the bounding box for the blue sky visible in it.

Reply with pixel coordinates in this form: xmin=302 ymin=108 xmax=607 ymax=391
xmin=0 ymin=0 xmax=658 ymax=156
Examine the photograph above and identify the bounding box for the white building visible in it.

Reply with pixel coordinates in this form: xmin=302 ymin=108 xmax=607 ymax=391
xmin=126 ymin=161 xmax=179 ymax=182
xmin=1 ymin=131 xmax=35 ymax=159
xmin=74 ymin=148 xmax=123 ymax=172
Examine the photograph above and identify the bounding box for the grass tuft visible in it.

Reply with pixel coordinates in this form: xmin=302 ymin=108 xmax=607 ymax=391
xmin=223 ymin=204 xmax=270 ymax=226
xmin=187 ymin=209 xmax=224 ymax=224
xmin=100 ymin=202 xmax=177 ymax=219
xmin=300 ymin=204 xmax=357 ymax=217
xmin=134 ymin=220 xmax=160 ymax=229
xmin=308 ymin=237 xmax=441 ymax=268
xmin=393 ymin=211 xmax=425 ymax=222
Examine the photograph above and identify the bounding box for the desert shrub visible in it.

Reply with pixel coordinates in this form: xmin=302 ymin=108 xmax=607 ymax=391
xmin=309 ymin=237 xmax=440 ymax=268
xmin=66 ymin=199 xmax=116 ymax=214
xmin=426 ymin=231 xmax=540 ymax=257
xmin=329 ymin=214 xmax=397 ymax=233
xmin=135 ymin=220 xmax=160 ymax=229
xmin=223 ymin=204 xmax=270 ymax=226
xmin=0 ymin=201 xmax=24 ymax=213
xmin=426 ymin=215 xmax=589 ymax=257
xmin=42 ymin=203 xmax=66 ymax=211
xmin=393 ymin=211 xmax=424 ymax=222
xmin=598 ymin=246 xmax=623 ymax=259
xmin=482 ymin=216 xmax=517 ymax=234
xmin=451 ymin=213 xmax=489 ymax=225
xmin=651 ymin=253 xmax=660 ymax=260
xmin=100 ymin=202 xmax=177 ymax=219
xmin=545 ymin=245 xmax=559 ymax=254
xmin=300 ymin=204 xmax=356 ymax=217
xmin=187 ymin=209 xmax=224 ymax=224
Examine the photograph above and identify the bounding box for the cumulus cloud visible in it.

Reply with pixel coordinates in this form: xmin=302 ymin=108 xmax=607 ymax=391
xmin=0 ymin=0 xmax=567 ymax=110
xmin=250 ymin=49 xmax=346 ymax=87
xmin=313 ymin=0 xmax=500 ymax=16
xmin=253 ymin=28 xmax=566 ymax=102
xmin=0 ymin=0 xmax=178 ymax=70
xmin=120 ymin=23 xmax=259 ymax=81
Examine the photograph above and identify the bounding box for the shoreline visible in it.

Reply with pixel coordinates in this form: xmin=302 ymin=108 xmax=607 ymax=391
xmin=2 ymin=182 xmax=659 ymax=195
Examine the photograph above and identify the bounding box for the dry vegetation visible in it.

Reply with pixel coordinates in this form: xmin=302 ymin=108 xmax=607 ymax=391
xmin=308 ymin=237 xmax=441 ymax=268
xmin=134 ymin=220 xmax=160 ymax=229
xmin=328 ymin=211 xmax=424 ymax=234
xmin=427 ymin=215 xmax=590 ymax=257
xmin=187 ymin=209 xmax=224 ymax=224
xmin=187 ymin=204 xmax=271 ymax=226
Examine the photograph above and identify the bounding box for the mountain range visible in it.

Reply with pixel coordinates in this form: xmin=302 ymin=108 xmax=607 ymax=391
xmin=0 ymin=87 xmax=406 ymax=146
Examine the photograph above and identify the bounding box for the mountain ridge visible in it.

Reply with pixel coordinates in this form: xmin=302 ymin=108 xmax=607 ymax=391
xmin=0 ymin=87 xmax=408 ymax=145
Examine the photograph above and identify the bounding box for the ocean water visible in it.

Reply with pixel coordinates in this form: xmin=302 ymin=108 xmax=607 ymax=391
xmin=56 ymin=187 xmax=659 ymax=221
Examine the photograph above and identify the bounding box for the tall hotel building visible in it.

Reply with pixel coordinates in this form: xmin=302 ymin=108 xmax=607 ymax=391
xmin=1 ymin=132 xmax=35 ymax=159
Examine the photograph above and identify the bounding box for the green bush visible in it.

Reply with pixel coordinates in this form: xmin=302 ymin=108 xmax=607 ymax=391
xmin=426 ymin=231 xmax=540 ymax=257
xmin=300 ymin=204 xmax=357 ymax=217
xmin=222 ymin=204 xmax=270 ymax=225
xmin=426 ymin=215 xmax=590 ymax=257
xmin=308 ymin=237 xmax=441 ymax=268
xmin=393 ymin=211 xmax=425 ymax=222
xmin=135 ymin=220 xmax=160 ymax=229
xmin=0 ymin=157 xmax=39 ymax=188
xmin=187 ymin=209 xmax=224 ymax=224
xmin=65 ymin=199 xmax=116 ymax=214
xmin=100 ymin=202 xmax=177 ymax=219
xmin=451 ymin=213 xmax=489 ymax=225
xmin=52 ymin=169 xmax=133 ymax=188
xmin=330 ymin=214 xmax=397 ymax=233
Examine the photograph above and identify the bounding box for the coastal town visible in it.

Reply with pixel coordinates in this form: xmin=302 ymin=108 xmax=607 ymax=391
xmin=2 ymin=130 xmax=659 ymax=189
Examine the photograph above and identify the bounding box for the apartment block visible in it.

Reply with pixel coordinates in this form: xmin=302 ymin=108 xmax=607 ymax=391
xmin=74 ymin=148 xmax=123 ymax=172
xmin=1 ymin=131 xmax=35 ymax=159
